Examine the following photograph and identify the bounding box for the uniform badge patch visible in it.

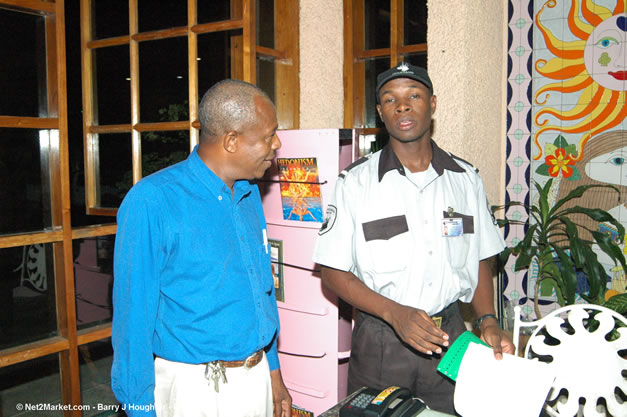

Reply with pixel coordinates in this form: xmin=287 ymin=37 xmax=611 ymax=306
xmin=486 ymin=197 xmax=498 ymax=225
xmin=318 ymin=205 xmax=337 ymax=235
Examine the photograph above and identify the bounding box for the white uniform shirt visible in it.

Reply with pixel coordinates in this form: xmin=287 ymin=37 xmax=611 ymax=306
xmin=312 ymin=141 xmax=505 ymax=315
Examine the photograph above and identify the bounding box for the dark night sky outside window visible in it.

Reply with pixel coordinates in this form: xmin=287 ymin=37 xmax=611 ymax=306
xmin=139 ymin=37 xmax=189 ymax=123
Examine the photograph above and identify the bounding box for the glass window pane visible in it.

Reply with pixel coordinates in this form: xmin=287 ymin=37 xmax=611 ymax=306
xmin=257 ymin=58 xmax=276 ymax=104
xmin=0 ymin=244 xmax=58 ymax=350
xmin=139 ymin=38 xmax=189 ymax=123
xmin=0 ymin=9 xmax=47 ymax=117
xmin=93 ymin=0 xmax=129 ymax=40
xmin=138 ymin=1 xmax=187 ymax=33
xmin=97 ymin=133 xmax=132 ymax=208
xmin=94 ymin=46 xmax=131 ymax=125
xmin=257 ymin=0 xmax=275 ymax=49
xmin=364 ymin=0 xmax=390 ymax=50
xmin=402 ymin=52 xmax=428 ymax=69
xmin=141 ymin=130 xmax=190 ymax=177
xmin=365 ymin=57 xmax=390 ymax=128
xmin=197 ymin=30 xmax=244 ymax=94
xmin=0 ymin=128 xmax=54 ymax=235
xmin=403 ymin=0 xmax=428 ymax=46
xmin=79 ymin=338 xmax=120 ymax=412
xmin=74 ymin=236 xmax=114 ymax=329
xmin=0 ymin=354 xmax=61 ymax=416
xmin=198 ymin=1 xmax=231 ymax=24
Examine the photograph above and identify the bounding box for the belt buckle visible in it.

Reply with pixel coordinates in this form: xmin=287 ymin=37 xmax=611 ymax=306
xmin=244 ymin=352 xmax=256 ymax=369
xmin=432 ymin=316 xmax=442 ymax=328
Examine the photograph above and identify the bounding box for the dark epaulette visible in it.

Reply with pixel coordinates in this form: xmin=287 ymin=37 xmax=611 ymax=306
xmin=450 ymin=153 xmax=479 ymax=173
xmin=338 ymin=156 xmax=369 ymax=178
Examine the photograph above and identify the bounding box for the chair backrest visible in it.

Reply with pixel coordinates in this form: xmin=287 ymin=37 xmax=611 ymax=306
xmin=512 ymin=304 xmax=627 ymax=417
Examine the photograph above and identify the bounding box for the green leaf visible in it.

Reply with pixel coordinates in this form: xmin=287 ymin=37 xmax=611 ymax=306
xmin=564 ymin=144 xmax=578 ymax=156
xmin=562 ymin=206 xmax=617 ymax=223
xmin=535 ymin=164 xmax=550 ymax=176
xmin=513 ymin=224 xmax=537 ymax=271
xmin=554 ymin=246 xmax=577 ymax=305
xmin=536 ymin=180 xmax=551 ymax=223
xmin=553 ymin=135 xmax=568 ymax=148
xmin=579 ymin=246 xmax=604 ymax=300
xmin=591 ymin=230 xmax=627 ymax=272
xmin=550 ymin=184 xmax=620 ymax=217
xmin=514 ymin=246 xmax=536 ymax=271
xmin=566 ymin=167 xmax=581 ymax=181
xmin=602 ymin=293 xmax=627 ymax=315
xmin=541 ymin=277 xmax=565 ymax=305
xmin=497 ymin=247 xmax=512 ymax=270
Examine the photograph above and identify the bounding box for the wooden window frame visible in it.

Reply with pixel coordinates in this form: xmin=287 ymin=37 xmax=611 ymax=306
xmin=344 ymin=0 xmax=427 ymax=134
xmin=0 ymin=1 xmax=90 ymax=414
xmin=0 ymin=1 xmax=297 ymax=414
xmin=81 ymin=0 xmax=299 ymax=215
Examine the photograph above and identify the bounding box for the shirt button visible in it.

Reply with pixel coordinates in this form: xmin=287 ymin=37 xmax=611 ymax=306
xmin=428 ymin=282 xmax=433 ymax=287
xmin=218 ymin=195 xmax=223 ymax=201
xmin=428 ymin=250 xmax=433 ymax=255
xmin=424 ymin=220 xmax=428 ymax=224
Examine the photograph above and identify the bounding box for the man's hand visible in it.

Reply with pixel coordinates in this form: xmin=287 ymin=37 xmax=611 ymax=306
xmin=479 ymin=321 xmax=515 ymax=360
xmin=386 ymin=304 xmax=450 ymax=355
xmin=320 ymin=267 xmax=449 ymax=356
xmin=270 ymin=369 xmax=292 ymax=417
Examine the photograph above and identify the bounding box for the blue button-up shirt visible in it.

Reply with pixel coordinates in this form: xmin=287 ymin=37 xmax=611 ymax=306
xmin=111 ymin=147 xmax=280 ymax=415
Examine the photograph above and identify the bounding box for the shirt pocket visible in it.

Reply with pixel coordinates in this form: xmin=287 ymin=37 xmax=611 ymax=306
xmin=362 ymin=215 xmax=411 ymax=273
xmin=442 ymin=211 xmax=473 ymax=269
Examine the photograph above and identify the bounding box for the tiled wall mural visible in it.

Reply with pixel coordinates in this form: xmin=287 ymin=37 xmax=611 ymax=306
xmin=506 ymin=0 xmax=626 ymax=321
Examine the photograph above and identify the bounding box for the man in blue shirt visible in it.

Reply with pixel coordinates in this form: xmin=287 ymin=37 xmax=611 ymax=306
xmin=112 ymin=79 xmax=291 ymax=417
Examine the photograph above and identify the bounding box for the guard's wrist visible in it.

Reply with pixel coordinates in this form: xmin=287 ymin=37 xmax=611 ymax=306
xmin=475 ymin=313 xmax=498 ymax=330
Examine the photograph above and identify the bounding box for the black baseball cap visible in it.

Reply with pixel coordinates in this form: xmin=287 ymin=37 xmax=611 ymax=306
xmin=376 ymin=62 xmax=433 ymax=102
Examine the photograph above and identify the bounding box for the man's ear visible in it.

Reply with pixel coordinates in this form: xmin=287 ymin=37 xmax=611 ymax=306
xmin=223 ymin=131 xmax=238 ymax=153
xmin=376 ymin=104 xmax=382 ymax=120
xmin=430 ymin=95 xmax=437 ymax=115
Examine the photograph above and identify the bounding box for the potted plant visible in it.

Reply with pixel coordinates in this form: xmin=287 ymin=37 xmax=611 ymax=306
xmin=492 ymin=178 xmax=627 ymax=319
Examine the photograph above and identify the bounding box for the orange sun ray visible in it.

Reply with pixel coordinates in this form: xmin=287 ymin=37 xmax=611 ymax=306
xmin=532 ymin=0 xmax=626 ymax=161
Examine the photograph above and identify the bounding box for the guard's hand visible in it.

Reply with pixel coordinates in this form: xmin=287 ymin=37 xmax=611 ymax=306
xmin=270 ymin=369 xmax=292 ymax=417
xmin=387 ymin=304 xmax=449 ymax=355
xmin=480 ymin=324 xmax=514 ymax=360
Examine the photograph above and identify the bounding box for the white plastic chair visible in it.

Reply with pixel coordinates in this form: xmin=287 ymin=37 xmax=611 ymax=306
xmin=513 ymin=304 xmax=627 ymax=417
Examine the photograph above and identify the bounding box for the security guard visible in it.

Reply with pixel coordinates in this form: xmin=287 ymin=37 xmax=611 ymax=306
xmin=312 ymin=63 xmax=514 ymax=414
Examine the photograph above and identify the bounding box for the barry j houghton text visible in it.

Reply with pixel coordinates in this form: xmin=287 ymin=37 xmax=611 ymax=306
xmin=15 ymin=403 xmax=154 ymax=412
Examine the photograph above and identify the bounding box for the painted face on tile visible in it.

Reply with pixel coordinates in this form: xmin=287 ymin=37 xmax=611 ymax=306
xmin=584 ymin=15 xmax=627 ymax=91
xmin=585 ymin=145 xmax=627 ymax=186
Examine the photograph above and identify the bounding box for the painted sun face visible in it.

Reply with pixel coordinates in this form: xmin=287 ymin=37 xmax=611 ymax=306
xmin=585 ymin=145 xmax=627 ymax=186
xmin=533 ymin=1 xmax=627 ymax=162
xmin=584 ymin=15 xmax=627 ymax=91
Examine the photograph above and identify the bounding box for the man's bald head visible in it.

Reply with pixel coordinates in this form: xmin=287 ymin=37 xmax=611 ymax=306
xmin=198 ymin=79 xmax=273 ymax=143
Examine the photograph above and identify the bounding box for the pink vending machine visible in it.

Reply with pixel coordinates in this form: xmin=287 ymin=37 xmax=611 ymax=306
xmin=258 ymin=129 xmax=356 ymax=416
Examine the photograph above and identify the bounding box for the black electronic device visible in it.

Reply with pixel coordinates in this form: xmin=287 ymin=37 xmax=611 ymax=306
xmin=339 ymin=386 xmax=426 ymax=417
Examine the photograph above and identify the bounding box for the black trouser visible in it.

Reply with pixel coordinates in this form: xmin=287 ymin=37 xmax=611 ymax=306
xmin=347 ymin=302 xmax=465 ymax=415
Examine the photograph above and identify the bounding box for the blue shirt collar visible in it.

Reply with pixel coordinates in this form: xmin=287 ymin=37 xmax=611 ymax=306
xmin=189 ymin=145 xmax=252 ymax=202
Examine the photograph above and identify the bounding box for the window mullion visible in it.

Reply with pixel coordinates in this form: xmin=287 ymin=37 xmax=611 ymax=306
xmin=390 ymin=0 xmax=403 ymax=66
xmin=188 ymin=0 xmax=199 ymax=149
xmin=242 ymin=0 xmax=256 ymax=83
xmin=129 ymin=0 xmax=141 ymax=184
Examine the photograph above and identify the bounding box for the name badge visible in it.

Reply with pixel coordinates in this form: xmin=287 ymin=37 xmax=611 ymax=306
xmin=442 ymin=218 xmax=463 ymax=237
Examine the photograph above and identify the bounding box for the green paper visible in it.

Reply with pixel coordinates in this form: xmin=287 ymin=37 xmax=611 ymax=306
xmin=437 ymin=331 xmax=490 ymax=382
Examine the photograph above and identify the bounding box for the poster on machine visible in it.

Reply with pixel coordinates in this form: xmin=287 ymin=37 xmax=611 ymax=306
xmin=277 ymin=157 xmax=323 ymax=223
